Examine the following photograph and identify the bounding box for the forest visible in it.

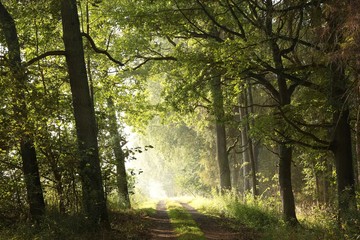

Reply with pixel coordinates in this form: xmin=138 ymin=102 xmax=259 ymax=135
xmin=0 ymin=0 xmax=359 ymax=239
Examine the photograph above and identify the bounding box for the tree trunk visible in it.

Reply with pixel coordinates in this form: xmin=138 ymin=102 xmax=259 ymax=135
xmin=265 ymin=0 xmax=298 ymax=225
xmin=355 ymin=77 xmax=360 ymax=188
xmin=245 ymin=85 xmax=258 ymax=197
xmin=60 ymin=0 xmax=109 ymax=227
xmin=278 ymin=144 xmax=297 ymax=224
xmin=107 ymin=98 xmax=131 ymax=208
xmin=239 ymin=97 xmax=250 ymax=193
xmin=211 ymin=75 xmax=231 ymax=191
xmin=326 ymin=0 xmax=357 ymax=218
xmin=331 ymin=106 xmax=356 ymax=215
xmin=0 ymin=2 xmax=45 ymax=222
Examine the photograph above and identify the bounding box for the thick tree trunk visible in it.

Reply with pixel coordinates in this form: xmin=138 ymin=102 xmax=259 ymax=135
xmin=215 ymin=123 xmax=231 ymax=191
xmin=0 ymin=2 xmax=45 ymax=222
xmin=60 ymin=0 xmax=109 ymax=227
xmin=331 ymin=106 xmax=356 ymax=215
xmin=211 ymin=75 xmax=231 ymax=191
xmin=107 ymin=98 xmax=131 ymax=208
xmin=21 ymin=139 xmax=46 ymax=221
xmin=278 ymin=145 xmax=297 ymax=224
xmin=326 ymin=1 xmax=357 ymax=218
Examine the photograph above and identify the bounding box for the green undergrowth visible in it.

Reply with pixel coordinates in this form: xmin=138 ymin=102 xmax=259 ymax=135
xmin=0 ymin=208 xmax=149 ymax=240
xmin=166 ymin=201 xmax=205 ymax=240
xmin=189 ymin=194 xmax=359 ymax=240
xmin=132 ymin=199 xmax=158 ymax=216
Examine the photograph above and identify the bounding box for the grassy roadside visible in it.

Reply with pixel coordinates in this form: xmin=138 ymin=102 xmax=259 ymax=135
xmin=166 ymin=200 xmax=206 ymax=240
xmin=188 ymin=195 xmax=360 ymax=240
xmin=0 ymin=205 xmax=152 ymax=240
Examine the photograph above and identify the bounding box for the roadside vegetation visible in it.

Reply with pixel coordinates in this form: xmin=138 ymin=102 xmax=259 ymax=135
xmin=0 ymin=207 xmax=149 ymax=240
xmin=189 ymin=194 xmax=360 ymax=240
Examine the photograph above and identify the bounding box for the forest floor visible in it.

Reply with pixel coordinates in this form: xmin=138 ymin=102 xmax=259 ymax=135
xmin=144 ymin=200 xmax=258 ymax=240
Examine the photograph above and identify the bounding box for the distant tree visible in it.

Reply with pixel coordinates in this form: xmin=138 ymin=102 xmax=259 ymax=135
xmin=107 ymin=97 xmax=131 ymax=209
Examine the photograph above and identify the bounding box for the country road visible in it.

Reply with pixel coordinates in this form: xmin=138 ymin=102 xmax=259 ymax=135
xmin=146 ymin=200 xmax=256 ymax=240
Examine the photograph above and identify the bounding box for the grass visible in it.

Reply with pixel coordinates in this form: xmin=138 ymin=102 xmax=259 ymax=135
xmin=0 ymin=208 xmax=149 ymax=240
xmin=166 ymin=200 xmax=206 ymax=240
xmin=188 ymin=194 xmax=360 ymax=240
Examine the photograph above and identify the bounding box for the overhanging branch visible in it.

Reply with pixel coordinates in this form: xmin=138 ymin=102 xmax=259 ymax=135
xmin=25 ymin=50 xmax=66 ymax=66
xmin=81 ymin=32 xmax=124 ymax=66
xmin=131 ymin=56 xmax=177 ymax=71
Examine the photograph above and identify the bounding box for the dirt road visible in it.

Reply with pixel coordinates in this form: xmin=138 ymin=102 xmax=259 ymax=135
xmin=146 ymin=200 xmax=256 ymax=240
xmin=148 ymin=200 xmax=178 ymax=239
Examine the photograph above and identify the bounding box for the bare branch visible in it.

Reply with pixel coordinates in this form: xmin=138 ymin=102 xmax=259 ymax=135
xmin=174 ymin=0 xmax=223 ymax=42
xmin=81 ymin=32 xmax=124 ymax=66
xmin=25 ymin=50 xmax=66 ymax=66
xmin=195 ymin=0 xmax=246 ymax=39
xmin=277 ymin=107 xmax=331 ymax=146
xmin=227 ymin=135 xmax=240 ymax=154
xmin=131 ymin=56 xmax=177 ymax=71
xmin=245 ymin=71 xmax=280 ymax=100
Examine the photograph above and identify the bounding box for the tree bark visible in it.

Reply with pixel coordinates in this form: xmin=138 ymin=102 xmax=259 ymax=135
xmin=278 ymin=144 xmax=297 ymax=224
xmin=0 ymin=2 xmax=45 ymax=222
xmin=107 ymin=98 xmax=131 ymax=209
xmin=326 ymin=0 xmax=357 ymax=218
xmin=211 ymin=75 xmax=231 ymax=191
xmin=60 ymin=0 xmax=109 ymax=227
xmin=245 ymin=85 xmax=259 ymax=197
xmin=357 ymin=89 xmax=360 ymax=187
xmin=265 ymin=0 xmax=298 ymax=225
xmin=330 ymin=107 xmax=356 ymax=215
xmin=239 ymin=97 xmax=250 ymax=193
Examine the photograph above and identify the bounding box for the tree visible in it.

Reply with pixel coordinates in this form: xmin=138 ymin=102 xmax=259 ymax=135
xmin=107 ymin=97 xmax=131 ymax=208
xmin=211 ymin=74 xmax=232 ymax=191
xmin=0 ymin=1 xmax=45 ymax=222
xmin=325 ymin=0 xmax=357 ymax=219
xmin=60 ymin=0 xmax=109 ymax=227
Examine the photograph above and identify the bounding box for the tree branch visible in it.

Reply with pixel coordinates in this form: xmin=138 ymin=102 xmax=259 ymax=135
xmin=227 ymin=135 xmax=240 ymax=154
xmin=245 ymin=71 xmax=280 ymax=100
xmin=195 ymin=0 xmax=246 ymax=39
xmin=81 ymin=32 xmax=124 ymax=66
xmin=131 ymin=56 xmax=177 ymax=71
xmin=277 ymin=107 xmax=331 ymax=146
xmin=25 ymin=50 xmax=66 ymax=66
